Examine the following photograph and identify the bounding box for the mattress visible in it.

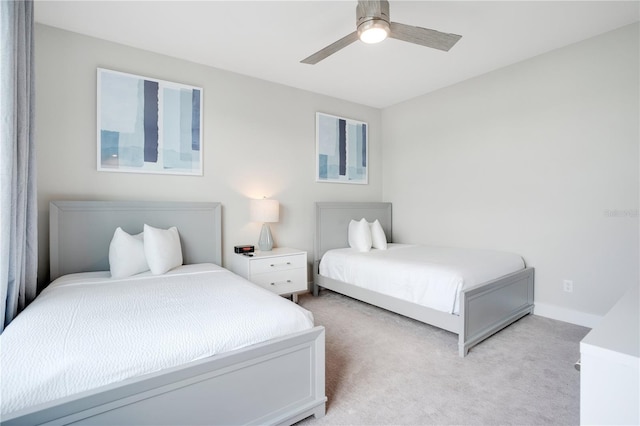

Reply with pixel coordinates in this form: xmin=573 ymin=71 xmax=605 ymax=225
xmin=0 ymin=264 xmax=314 ymax=415
xmin=319 ymin=243 xmax=525 ymax=314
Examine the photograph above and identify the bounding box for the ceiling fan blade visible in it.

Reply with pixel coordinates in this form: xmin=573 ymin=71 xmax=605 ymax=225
xmin=389 ymin=22 xmax=461 ymax=52
xmin=300 ymin=31 xmax=359 ymax=64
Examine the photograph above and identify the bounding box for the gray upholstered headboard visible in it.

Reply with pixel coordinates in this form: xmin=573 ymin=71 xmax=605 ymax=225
xmin=49 ymin=201 xmax=222 ymax=281
xmin=314 ymin=202 xmax=392 ymax=262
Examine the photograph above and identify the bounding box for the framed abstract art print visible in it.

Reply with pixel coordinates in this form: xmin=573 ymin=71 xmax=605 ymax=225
xmin=97 ymin=68 xmax=203 ymax=175
xmin=315 ymin=112 xmax=368 ymax=184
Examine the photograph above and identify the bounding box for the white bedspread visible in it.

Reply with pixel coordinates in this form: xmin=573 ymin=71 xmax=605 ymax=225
xmin=0 ymin=264 xmax=314 ymax=415
xmin=319 ymin=244 xmax=525 ymax=314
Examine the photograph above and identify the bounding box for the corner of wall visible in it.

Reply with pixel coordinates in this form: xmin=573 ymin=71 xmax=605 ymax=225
xmin=534 ymin=302 xmax=602 ymax=329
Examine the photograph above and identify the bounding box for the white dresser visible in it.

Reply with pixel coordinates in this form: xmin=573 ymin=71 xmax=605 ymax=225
xmin=580 ymin=285 xmax=639 ymax=425
xmin=229 ymin=247 xmax=308 ymax=302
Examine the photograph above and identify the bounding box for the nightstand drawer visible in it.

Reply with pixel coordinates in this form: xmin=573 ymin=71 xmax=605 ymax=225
xmin=252 ymin=268 xmax=307 ymax=294
xmin=250 ymin=254 xmax=306 ymax=275
xmin=228 ymin=248 xmax=308 ymax=302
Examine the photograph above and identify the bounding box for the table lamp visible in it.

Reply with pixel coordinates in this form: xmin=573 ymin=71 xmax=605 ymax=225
xmin=250 ymin=198 xmax=279 ymax=251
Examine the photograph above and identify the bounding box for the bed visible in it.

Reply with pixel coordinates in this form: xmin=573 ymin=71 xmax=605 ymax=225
xmin=1 ymin=200 xmax=326 ymax=426
xmin=313 ymin=202 xmax=534 ymax=357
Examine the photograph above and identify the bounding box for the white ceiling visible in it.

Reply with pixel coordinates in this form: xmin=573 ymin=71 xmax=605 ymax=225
xmin=34 ymin=1 xmax=639 ymax=108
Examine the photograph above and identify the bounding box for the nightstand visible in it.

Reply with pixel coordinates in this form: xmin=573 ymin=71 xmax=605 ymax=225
xmin=229 ymin=247 xmax=308 ymax=302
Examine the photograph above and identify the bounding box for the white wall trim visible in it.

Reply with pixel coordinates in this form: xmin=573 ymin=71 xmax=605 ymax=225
xmin=534 ymin=302 xmax=602 ymax=329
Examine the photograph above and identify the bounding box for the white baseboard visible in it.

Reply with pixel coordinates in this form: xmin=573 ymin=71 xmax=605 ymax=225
xmin=534 ymin=302 xmax=602 ymax=329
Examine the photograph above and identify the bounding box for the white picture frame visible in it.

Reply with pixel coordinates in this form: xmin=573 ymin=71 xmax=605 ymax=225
xmin=97 ymin=68 xmax=203 ymax=176
xmin=315 ymin=112 xmax=368 ymax=184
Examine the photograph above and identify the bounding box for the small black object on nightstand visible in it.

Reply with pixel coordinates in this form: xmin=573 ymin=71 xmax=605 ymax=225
xmin=234 ymin=245 xmax=255 ymax=254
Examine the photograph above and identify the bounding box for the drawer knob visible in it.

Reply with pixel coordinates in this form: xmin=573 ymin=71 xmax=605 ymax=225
xmin=270 ymin=262 xmax=292 ymax=267
xmin=270 ymin=280 xmax=292 ymax=286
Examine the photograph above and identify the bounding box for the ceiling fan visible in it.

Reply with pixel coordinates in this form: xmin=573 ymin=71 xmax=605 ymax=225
xmin=301 ymin=0 xmax=462 ymax=65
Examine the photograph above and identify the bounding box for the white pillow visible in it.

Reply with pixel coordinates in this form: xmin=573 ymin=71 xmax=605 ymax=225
xmin=369 ymin=219 xmax=388 ymax=250
xmin=143 ymin=224 xmax=183 ymax=275
xmin=108 ymin=227 xmax=149 ymax=279
xmin=348 ymin=218 xmax=372 ymax=252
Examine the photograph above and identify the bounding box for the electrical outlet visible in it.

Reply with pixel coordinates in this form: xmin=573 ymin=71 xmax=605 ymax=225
xmin=563 ymin=280 xmax=573 ymax=293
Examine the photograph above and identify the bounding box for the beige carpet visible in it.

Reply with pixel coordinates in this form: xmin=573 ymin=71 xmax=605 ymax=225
xmin=296 ymin=290 xmax=590 ymax=426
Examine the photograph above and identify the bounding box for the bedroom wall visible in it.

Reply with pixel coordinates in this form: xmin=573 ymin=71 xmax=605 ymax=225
xmin=34 ymin=24 xmax=382 ymax=288
xmin=381 ymin=23 xmax=639 ymax=326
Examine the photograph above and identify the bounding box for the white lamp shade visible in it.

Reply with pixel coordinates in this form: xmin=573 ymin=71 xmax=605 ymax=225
xmin=250 ymin=199 xmax=279 ymax=223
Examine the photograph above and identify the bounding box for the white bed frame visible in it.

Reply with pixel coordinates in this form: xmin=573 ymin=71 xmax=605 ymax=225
xmin=2 ymin=200 xmax=326 ymax=426
xmin=313 ymin=202 xmax=534 ymax=357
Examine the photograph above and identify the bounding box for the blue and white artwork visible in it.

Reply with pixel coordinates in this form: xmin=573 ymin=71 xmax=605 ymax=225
xmin=97 ymin=68 xmax=203 ymax=175
xmin=316 ymin=112 xmax=368 ymax=184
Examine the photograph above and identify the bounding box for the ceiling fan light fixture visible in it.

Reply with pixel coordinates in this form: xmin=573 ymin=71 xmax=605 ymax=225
xmin=357 ymin=19 xmax=390 ymax=44
xmin=300 ymin=0 xmax=461 ymax=65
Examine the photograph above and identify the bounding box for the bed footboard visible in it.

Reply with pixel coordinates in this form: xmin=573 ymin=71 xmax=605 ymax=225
xmin=316 ymin=262 xmax=535 ymax=358
xmin=2 ymin=327 xmax=326 ymax=426
xmin=458 ymin=268 xmax=535 ymax=357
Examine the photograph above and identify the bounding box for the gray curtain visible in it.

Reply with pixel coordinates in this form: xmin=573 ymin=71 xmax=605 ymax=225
xmin=1 ymin=0 xmax=38 ymax=332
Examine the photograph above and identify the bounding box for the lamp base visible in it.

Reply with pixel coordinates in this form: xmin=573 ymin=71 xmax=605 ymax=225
xmin=258 ymin=223 xmax=274 ymax=251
